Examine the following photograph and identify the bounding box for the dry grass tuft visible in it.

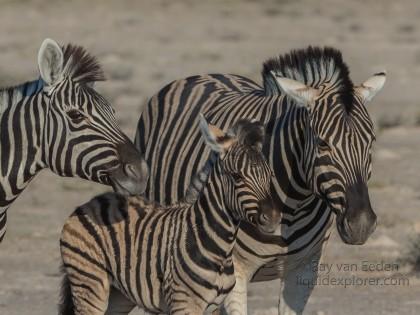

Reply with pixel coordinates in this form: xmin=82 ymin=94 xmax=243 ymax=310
xmin=398 ymin=234 xmax=420 ymax=274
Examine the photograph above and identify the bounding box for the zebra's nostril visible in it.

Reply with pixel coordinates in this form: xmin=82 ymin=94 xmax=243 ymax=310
xmin=343 ymin=217 xmax=351 ymax=232
xmin=249 ymin=214 xmax=257 ymax=224
xmin=124 ymin=164 xmax=139 ymax=179
xmin=260 ymin=213 xmax=269 ymax=223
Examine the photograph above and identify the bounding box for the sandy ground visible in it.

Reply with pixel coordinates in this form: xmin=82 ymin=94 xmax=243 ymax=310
xmin=0 ymin=0 xmax=420 ymax=314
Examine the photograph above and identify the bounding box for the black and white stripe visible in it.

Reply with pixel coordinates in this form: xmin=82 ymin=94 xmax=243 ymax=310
xmin=59 ymin=118 xmax=280 ymax=314
xmin=134 ymin=47 xmax=386 ymax=314
xmin=0 ymin=39 xmax=148 ymax=242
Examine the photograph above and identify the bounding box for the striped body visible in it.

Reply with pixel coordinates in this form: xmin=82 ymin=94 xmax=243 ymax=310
xmin=134 ymin=47 xmax=385 ymax=314
xmin=136 ymin=73 xmax=332 ymax=281
xmin=0 ymin=39 xmax=148 ymax=242
xmin=0 ymin=80 xmax=45 ymax=236
xmin=61 ymin=192 xmax=236 ymax=314
xmin=60 ymin=119 xmax=280 ymax=314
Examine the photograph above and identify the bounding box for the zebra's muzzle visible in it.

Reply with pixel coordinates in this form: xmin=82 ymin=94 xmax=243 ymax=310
xmin=336 ymin=182 xmax=377 ymax=245
xmin=337 ymin=213 xmax=377 ymax=245
xmin=256 ymin=198 xmax=282 ymax=234
xmin=108 ymin=142 xmax=149 ymax=196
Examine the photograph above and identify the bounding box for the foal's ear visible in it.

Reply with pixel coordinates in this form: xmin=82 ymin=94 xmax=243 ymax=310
xmin=38 ymin=38 xmax=64 ymax=88
xmin=199 ymin=114 xmax=235 ymax=154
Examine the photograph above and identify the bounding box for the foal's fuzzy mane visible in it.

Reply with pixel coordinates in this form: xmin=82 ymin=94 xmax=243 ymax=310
xmin=231 ymin=119 xmax=265 ymax=149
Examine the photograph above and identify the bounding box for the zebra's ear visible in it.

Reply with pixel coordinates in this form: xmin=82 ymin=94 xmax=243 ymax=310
xmin=271 ymin=71 xmax=319 ymax=108
xmin=199 ymin=114 xmax=235 ymax=154
xmin=354 ymin=71 xmax=386 ymax=103
xmin=38 ymin=38 xmax=64 ymax=87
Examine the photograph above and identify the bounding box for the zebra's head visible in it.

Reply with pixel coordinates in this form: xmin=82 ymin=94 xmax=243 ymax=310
xmin=199 ymin=115 xmax=281 ymax=234
xmin=268 ymin=47 xmax=386 ymax=245
xmin=37 ymin=39 xmax=148 ymax=195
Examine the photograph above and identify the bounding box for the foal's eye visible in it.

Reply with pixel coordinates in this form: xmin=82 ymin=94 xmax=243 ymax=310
xmin=67 ymin=109 xmax=85 ymax=121
xmin=231 ymin=173 xmax=243 ymax=182
xmin=317 ymin=138 xmax=330 ymax=150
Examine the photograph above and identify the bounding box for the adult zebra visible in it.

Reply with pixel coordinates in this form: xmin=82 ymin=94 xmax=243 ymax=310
xmin=134 ymin=47 xmax=386 ymax=314
xmin=59 ymin=118 xmax=281 ymax=315
xmin=0 ymin=39 xmax=148 ymax=242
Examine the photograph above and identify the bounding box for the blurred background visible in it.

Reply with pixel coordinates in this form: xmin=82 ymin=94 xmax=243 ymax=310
xmin=0 ymin=0 xmax=419 ymax=314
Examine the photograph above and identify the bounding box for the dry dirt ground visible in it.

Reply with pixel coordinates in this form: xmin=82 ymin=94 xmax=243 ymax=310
xmin=0 ymin=0 xmax=420 ymax=314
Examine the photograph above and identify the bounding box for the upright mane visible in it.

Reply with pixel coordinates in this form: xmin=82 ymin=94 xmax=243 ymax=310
xmin=62 ymin=44 xmax=105 ymax=84
xmin=262 ymin=46 xmax=354 ymax=111
xmin=0 ymin=43 xmax=105 ymax=96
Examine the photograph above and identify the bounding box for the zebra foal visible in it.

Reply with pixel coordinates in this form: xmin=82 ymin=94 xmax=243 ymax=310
xmin=59 ymin=117 xmax=281 ymax=314
xmin=0 ymin=39 xmax=148 ymax=242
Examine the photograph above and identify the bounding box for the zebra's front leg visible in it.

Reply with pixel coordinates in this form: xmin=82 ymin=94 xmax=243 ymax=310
xmin=221 ymin=273 xmax=248 ymax=315
xmin=277 ymin=254 xmax=321 ymax=315
xmin=213 ymin=258 xmax=251 ymax=315
xmin=0 ymin=211 xmax=7 ymax=242
xmin=169 ymin=301 xmax=206 ymax=315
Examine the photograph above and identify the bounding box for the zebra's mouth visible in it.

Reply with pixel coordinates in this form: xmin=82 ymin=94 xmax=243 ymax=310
xmin=257 ymin=224 xmax=278 ymax=235
xmin=255 ymin=215 xmax=280 ymax=235
xmin=109 ymin=176 xmax=132 ymax=195
xmin=248 ymin=211 xmax=280 ymax=235
xmin=108 ymin=173 xmax=146 ymax=196
xmin=108 ymin=162 xmax=149 ymax=196
xmin=336 ymin=211 xmax=377 ymax=245
xmin=106 ymin=141 xmax=149 ymax=196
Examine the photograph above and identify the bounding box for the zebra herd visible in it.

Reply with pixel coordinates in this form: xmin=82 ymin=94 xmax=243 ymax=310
xmin=0 ymin=39 xmax=386 ymax=315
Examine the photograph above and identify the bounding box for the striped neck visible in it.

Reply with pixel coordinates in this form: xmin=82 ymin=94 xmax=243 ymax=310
xmin=0 ymin=79 xmax=48 ymax=209
xmin=0 ymin=79 xmax=44 ymax=111
xmin=188 ymin=162 xmax=239 ymax=261
xmin=267 ymin=103 xmax=315 ymax=214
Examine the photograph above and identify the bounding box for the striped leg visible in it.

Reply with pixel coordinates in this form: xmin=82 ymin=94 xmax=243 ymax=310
xmin=0 ymin=211 xmax=7 ymax=242
xmin=170 ymin=303 xmax=205 ymax=315
xmin=221 ymin=273 xmax=248 ymax=315
xmin=166 ymin=289 xmax=208 ymax=315
xmin=213 ymin=257 xmax=252 ymax=315
xmin=278 ymin=254 xmax=321 ymax=315
xmin=67 ymin=269 xmax=111 ymax=315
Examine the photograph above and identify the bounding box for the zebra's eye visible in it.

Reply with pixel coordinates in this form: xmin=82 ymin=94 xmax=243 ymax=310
xmin=231 ymin=173 xmax=243 ymax=182
xmin=67 ymin=109 xmax=85 ymax=121
xmin=317 ymin=138 xmax=330 ymax=150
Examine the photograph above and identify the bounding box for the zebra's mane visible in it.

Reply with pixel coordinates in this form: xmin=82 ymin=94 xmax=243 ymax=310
xmin=262 ymin=46 xmax=354 ymax=111
xmin=62 ymin=44 xmax=105 ymax=84
xmin=0 ymin=44 xmax=104 ymax=95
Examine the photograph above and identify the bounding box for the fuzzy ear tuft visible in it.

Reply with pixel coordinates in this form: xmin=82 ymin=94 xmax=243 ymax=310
xmin=199 ymin=114 xmax=235 ymax=154
xmin=354 ymin=71 xmax=386 ymax=103
xmin=38 ymin=38 xmax=64 ymax=86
